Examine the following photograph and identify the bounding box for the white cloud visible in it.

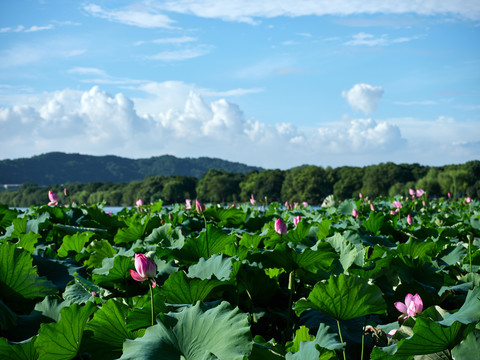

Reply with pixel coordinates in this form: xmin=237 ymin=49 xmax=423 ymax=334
xmin=134 ymin=36 xmax=198 ymax=46
xmin=1 ymin=86 xmax=478 ymax=168
xmin=342 ymin=84 xmax=384 ymax=115
xmin=155 ymin=0 xmax=480 ymax=22
xmin=146 ymin=45 xmax=213 ymax=61
xmin=84 ymin=4 xmax=175 ymax=28
xmin=0 ymin=24 xmax=54 ymax=33
xmin=344 ymin=32 xmax=423 ymax=46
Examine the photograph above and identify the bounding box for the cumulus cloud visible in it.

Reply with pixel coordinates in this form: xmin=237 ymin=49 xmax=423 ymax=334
xmin=342 ymin=84 xmax=384 ymax=115
xmin=0 ymin=85 xmax=411 ymax=168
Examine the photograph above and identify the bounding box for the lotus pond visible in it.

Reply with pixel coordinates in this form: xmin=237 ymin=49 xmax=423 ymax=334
xmin=0 ymin=195 xmax=479 ymax=359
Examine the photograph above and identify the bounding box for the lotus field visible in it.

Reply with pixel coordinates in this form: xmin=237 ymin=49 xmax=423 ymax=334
xmin=0 ymin=193 xmax=479 ymax=359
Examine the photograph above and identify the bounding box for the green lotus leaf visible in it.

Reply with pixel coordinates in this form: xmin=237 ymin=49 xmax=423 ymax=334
xmin=178 ymin=224 xmax=236 ymax=261
xmin=286 ymin=323 xmax=344 ymax=360
xmin=35 ymin=302 xmax=97 ymax=360
xmin=92 ymin=254 xmax=132 ymax=287
xmin=326 ymin=233 xmax=365 ymax=272
xmin=119 ymin=301 xmax=252 ymax=360
xmin=0 ymin=244 xmax=57 ymax=311
xmin=394 ymin=318 xmax=468 ymax=356
xmin=84 ymin=239 xmax=116 ymax=269
xmin=114 ymin=220 xmax=147 ymax=245
xmin=439 ymin=287 xmax=480 ymax=326
xmin=0 ymin=299 xmax=17 ymax=331
xmin=160 ymin=270 xmax=224 ymax=304
xmin=63 ymin=272 xmax=111 ymax=304
xmin=362 ymin=211 xmax=385 ymax=235
xmin=295 ymin=273 xmax=386 ymax=320
xmin=83 ymin=299 xmax=137 ymax=360
xmin=249 ymin=241 xmax=336 ymax=273
xmin=0 ymin=336 xmax=38 ymax=360
xmin=452 ymin=329 xmax=480 ymax=358
xmin=285 ymin=326 xmax=315 ymax=353
xmin=144 ymin=223 xmax=185 ymax=248
xmin=57 ymin=231 xmax=94 ymax=258
xmin=126 ymin=291 xmax=169 ymax=331
xmin=187 ymin=254 xmax=235 ymax=281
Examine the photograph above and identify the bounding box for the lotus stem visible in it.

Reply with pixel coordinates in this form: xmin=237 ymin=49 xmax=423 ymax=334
xmin=336 ymin=319 xmax=346 ymax=360
xmin=285 ymin=270 xmax=295 ymax=342
xmin=150 ymin=283 xmax=154 ymax=326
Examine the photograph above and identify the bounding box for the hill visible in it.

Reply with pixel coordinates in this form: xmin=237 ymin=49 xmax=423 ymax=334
xmin=0 ymin=152 xmax=262 ymax=185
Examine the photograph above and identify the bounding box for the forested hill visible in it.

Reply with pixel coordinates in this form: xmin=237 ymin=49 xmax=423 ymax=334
xmin=0 ymin=152 xmax=262 ymax=185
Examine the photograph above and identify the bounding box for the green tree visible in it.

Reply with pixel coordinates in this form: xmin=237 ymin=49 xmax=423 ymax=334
xmin=281 ymin=165 xmax=333 ymax=204
xmin=239 ymin=170 xmax=285 ymax=203
xmin=196 ymin=169 xmax=244 ymax=203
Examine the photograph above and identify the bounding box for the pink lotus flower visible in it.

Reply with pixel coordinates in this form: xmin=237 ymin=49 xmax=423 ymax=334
xmin=466 ymin=197 xmax=472 ymax=204
xmin=370 ymin=203 xmax=375 ymax=211
xmin=63 ymin=188 xmax=69 ymax=197
xmin=409 ymin=188 xmax=415 ymax=196
xmin=352 ymin=208 xmax=359 ymax=218
xmin=392 ymin=200 xmax=402 ymax=209
xmin=416 ymin=189 xmax=425 ymax=197
xmin=274 ymin=218 xmax=287 ymax=235
xmin=407 ymin=214 xmax=412 ymax=225
xmin=390 ymin=210 xmax=396 ymax=215
xmin=196 ymin=199 xmax=204 ymax=214
xmin=395 ymin=293 xmax=423 ymax=319
xmin=130 ymin=253 xmax=157 ymax=288
xmin=447 ymin=192 xmax=451 ymax=199
xmin=48 ymin=191 xmax=58 ymax=206
xmin=185 ymin=199 xmax=192 ymax=209
xmin=359 ymin=192 xmax=363 ymax=199
xmin=387 ymin=329 xmax=398 ymax=338
xmin=302 ymin=201 xmax=308 ymax=207
xmin=136 ymin=199 xmax=144 ymax=207
xmin=250 ymin=194 xmax=256 ymax=205
xmin=293 ymin=216 xmax=301 ymax=226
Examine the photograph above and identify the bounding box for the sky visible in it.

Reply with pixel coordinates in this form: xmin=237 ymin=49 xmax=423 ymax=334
xmin=0 ymin=1 xmax=479 ymax=170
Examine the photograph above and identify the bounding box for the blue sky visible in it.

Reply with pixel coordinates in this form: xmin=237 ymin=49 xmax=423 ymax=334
xmin=0 ymin=1 xmax=479 ymax=169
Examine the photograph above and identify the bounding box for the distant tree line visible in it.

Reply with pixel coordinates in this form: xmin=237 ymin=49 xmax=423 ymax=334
xmin=1 ymin=161 xmax=479 ymax=207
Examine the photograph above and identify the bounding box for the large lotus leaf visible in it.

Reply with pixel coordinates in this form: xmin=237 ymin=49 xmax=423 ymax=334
xmin=316 ymin=220 xmax=331 ymax=240
xmin=187 ymin=254 xmax=235 ymax=281
xmin=92 ymin=254 xmax=132 ymax=287
xmin=144 ymin=223 xmax=185 ymax=248
xmin=239 ymin=233 xmax=263 ymax=250
xmin=57 ymin=231 xmax=94 ymax=258
xmin=286 ymin=323 xmax=344 ymax=360
xmin=126 ymin=291 xmax=169 ymax=331
xmin=0 ymin=337 xmax=38 ymax=360
xmin=438 ymin=287 xmax=480 ymax=326
xmin=0 ymin=205 xmax=18 ymax=232
xmin=295 ymin=274 xmax=386 ymax=321
xmin=35 ymin=302 xmax=97 ymax=360
xmin=283 ymin=220 xmax=316 ymax=247
xmin=63 ymin=272 xmax=111 ymax=304
xmin=178 ymin=224 xmax=236 ymax=261
xmin=31 ymin=254 xmax=83 ymax=290
xmin=13 ymin=232 xmax=41 ymax=253
xmin=114 ymin=220 xmax=147 ymax=245
xmin=362 ymin=211 xmax=385 ymax=235
xmin=326 ymin=233 xmax=365 ymax=272
xmin=119 ymin=301 xmax=252 ymax=360
xmin=440 ymin=244 xmax=467 ymax=266
xmin=396 ymin=238 xmax=438 ymax=260
xmin=249 ymin=241 xmax=336 ymax=273
xmin=394 ymin=318 xmax=468 ymax=356
xmin=0 ymin=244 xmax=56 ymax=311
xmin=1 ymin=212 xmax=49 ymax=241
xmin=84 ymin=239 xmax=116 ymax=269
xmin=338 ymin=200 xmax=355 ymax=216
xmin=83 ymin=299 xmax=136 ymax=360
xmin=285 ymin=326 xmax=315 ymax=353
xmin=452 ymin=329 xmax=480 ymax=358
xmin=204 ymin=206 xmax=246 ymax=226
xmin=160 ymin=270 xmax=224 ymax=304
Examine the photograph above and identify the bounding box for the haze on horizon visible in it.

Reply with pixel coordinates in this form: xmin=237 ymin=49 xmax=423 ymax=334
xmin=0 ymin=1 xmax=479 ymax=170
